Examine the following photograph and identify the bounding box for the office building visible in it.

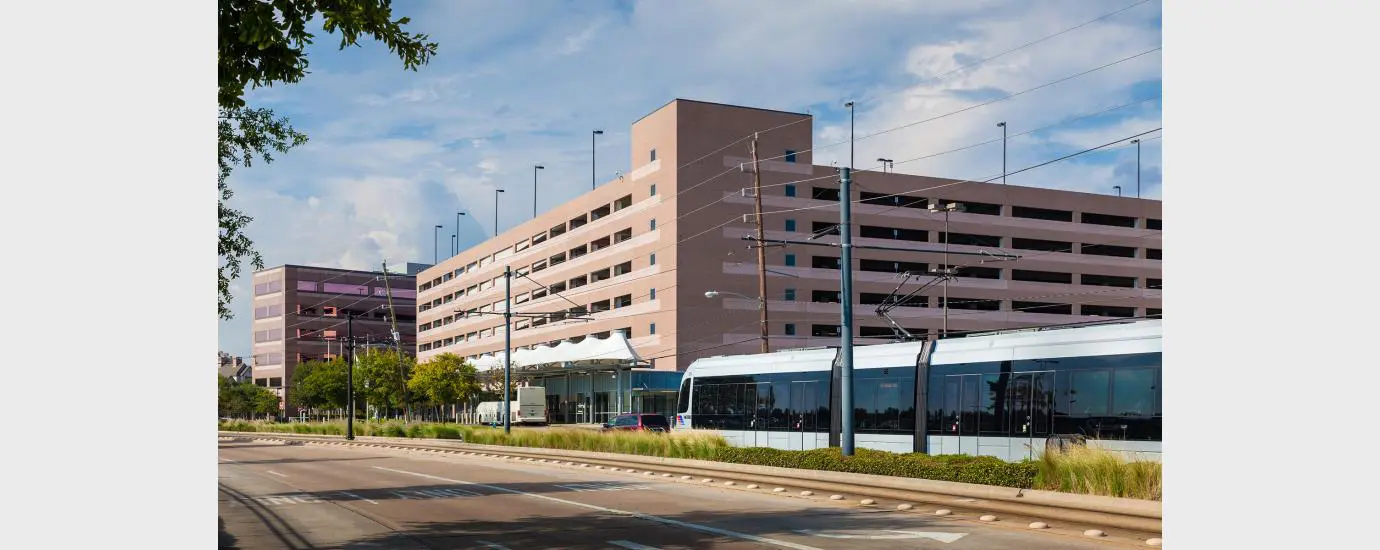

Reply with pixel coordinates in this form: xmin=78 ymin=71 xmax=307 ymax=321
xmin=249 ymin=264 xmax=418 ymax=413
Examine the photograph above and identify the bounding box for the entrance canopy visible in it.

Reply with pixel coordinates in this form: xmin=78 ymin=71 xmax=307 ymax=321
xmin=471 ymin=332 xmax=647 ymax=375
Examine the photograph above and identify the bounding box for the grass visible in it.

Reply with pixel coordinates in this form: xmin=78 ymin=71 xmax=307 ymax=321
xmin=218 ymin=420 xmax=1160 ymax=500
xmin=1034 ymin=445 xmax=1162 ymax=501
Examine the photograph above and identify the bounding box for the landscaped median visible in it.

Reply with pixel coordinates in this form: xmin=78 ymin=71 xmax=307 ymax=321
xmin=217 ymin=420 xmax=1160 ymax=502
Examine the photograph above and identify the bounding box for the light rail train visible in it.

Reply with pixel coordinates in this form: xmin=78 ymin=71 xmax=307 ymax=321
xmin=673 ymin=319 xmax=1161 ymax=461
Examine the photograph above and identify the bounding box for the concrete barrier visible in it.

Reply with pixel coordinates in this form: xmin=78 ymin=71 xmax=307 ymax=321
xmin=218 ymin=430 xmax=1161 ymax=534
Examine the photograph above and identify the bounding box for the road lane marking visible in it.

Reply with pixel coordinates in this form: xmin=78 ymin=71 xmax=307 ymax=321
xmin=219 ymin=458 xmax=236 ymax=463
xmin=266 ymin=470 xmax=288 ymax=478
xmin=372 ymin=466 xmax=824 ymax=550
xmin=794 ymin=530 xmax=967 ymax=543
xmin=476 ymin=541 xmax=511 ymax=550
xmin=609 ymin=541 xmax=661 ymax=550
xmin=337 ymin=491 xmax=379 ymax=505
xmin=555 ymin=482 xmax=649 ymax=493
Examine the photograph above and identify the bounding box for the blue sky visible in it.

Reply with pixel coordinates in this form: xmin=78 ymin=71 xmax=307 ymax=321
xmin=219 ymin=0 xmax=1163 ymax=359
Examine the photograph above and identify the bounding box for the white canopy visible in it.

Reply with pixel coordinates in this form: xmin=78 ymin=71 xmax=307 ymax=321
xmin=471 ymin=332 xmax=644 ymax=372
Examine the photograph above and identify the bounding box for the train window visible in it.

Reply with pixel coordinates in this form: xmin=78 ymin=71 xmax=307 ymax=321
xmin=677 ymin=379 xmax=691 ymax=413
xmin=1064 ymin=369 xmax=1111 ymax=417
xmin=978 ymin=372 xmax=1009 ymax=435
xmin=1112 ymin=368 xmax=1157 ymax=418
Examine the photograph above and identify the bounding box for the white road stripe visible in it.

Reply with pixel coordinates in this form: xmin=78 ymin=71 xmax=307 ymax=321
xmin=476 ymin=541 xmax=511 ymax=550
xmin=372 ymin=467 xmax=824 ymax=550
xmin=609 ymin=541 xmax=661 ymax=550
xmin=338 ymin=491 xmax=379 ymax=505
xmin=266 ymin=470 xmax=288 ymax=478
xmin=219 ymin=458 xmax=236 ymax=463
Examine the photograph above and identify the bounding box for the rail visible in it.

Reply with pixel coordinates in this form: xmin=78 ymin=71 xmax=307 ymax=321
xmin=218 ymin=431 xmax=1162 ymax=539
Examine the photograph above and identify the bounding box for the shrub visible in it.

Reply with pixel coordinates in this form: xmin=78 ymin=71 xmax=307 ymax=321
xmin=709 ymin=446 xmax=1038 ymax=488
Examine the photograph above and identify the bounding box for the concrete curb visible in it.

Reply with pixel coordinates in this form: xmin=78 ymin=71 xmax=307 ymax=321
xmin=219 ymin=430 xmax=1162 ymax=534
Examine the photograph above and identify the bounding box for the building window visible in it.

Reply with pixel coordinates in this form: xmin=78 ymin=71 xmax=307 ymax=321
xmin=649 ymin=323 xmax=656 ymax=335
xmin=649 ymin=218 xmax=656 ymax=230
xmin=784 ymin=323 xmax=796 ymax=335
xmin=784 ymin=254 xmax=796 ymax=267
xmin=784 ymin=150 xmax=797 ymax=163
xmin=784 ymin=219 xmax=796 ymax=232
xmin=650 ymin=148 xmax=657 ymax=162
xmin=650 ymin=253 xmax=656 ymax=266
xmin=784 ymin=288 xmax=796 ymax=301
xmin=785 ymin=184 xmax=796 ymax=197
xmin=650 ymin=288 xmax=657 ymax=300
xmin=650 ymin=183 xmax=657 ymax=196
xmin=1146 ymin=248 xmax=1162 ymax=260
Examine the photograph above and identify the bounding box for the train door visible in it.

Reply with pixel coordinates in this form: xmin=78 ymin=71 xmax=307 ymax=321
xmin=1008 ymin=371 xmax=1055 ymax=460
xmin=789 ymin=380 xmax=819 ymax=450
xmin=941 ymin=374 xmax=982 ymax=455
xmin=747 ymin=382 xmax=768 ymax=447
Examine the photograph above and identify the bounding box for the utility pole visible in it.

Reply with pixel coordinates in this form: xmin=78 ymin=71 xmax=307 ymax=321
xmin=346 ymin=311 xmax=356 ymax=440
xmin=380 ymin=260 xmax=410 ymax=423
xmin=503 ymin=265 xmax=513 ymax=434
xmin=750 ymin=134 xmax=770 ymax=354
xmin=839 ymin=166 xmax=855 ymax=457
xmin=998 ymin=121 xmax=1008 ymax=185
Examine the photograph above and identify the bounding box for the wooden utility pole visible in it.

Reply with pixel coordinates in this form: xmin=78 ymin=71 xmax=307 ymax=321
xmin=750 ymin=134 xmax=770 ymax=354
xmin=380 ymin=260 xmax=411 ymax=423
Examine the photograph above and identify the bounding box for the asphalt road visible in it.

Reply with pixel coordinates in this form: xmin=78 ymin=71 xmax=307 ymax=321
xmin=218 ymin=439 xmax=1144 ymax=550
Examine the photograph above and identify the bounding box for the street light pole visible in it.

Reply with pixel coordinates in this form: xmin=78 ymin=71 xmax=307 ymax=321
xmin=533 ymin=165 xmax=545 ymax=218
xmin=592 ymin=130 xmax=603 ymax=190
xmin=494 ymin=189 xmax=505 ymax=236
xmin=433 ymin=225 xmax=442 ymax=264
xmin=455 ymin=211 xmax=466 ymax=255
xmin=998 ymin=121 xmax=1007 ymax=185
xmin=346 ymin=311 xmax=355 ymax=440
xmin=503 ymin=265 xmax=513 ymax=434
xmin=1131 ymin=139 xmax=1142 ymax=198
xmin=451 ymin=234 xmax=456 ymax=257
xmin=839 ymin=166 xmax=855 ymax=457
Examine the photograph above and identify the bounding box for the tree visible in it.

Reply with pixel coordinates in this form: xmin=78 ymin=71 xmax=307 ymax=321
xmin=218 ymin=376 xmax=283 ymax=419
xmin=408 ymin=353 xmax=480 ymax=420
xmin=218 ymin=0 xmax=438 ymax=319
xmin=288 ymin=357 xmax=348 ymax=414
xmin=356 ymin=347 xmax=415 ymax=417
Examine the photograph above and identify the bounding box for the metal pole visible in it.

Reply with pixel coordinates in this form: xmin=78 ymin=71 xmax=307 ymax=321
xmin=494 ymin=189 xmax=504 ymax=236
xmin=533 ymin=166 xmax=544 ymax=218
xmin=839 ymin=166 xmax=855 ymax=456
xmin=346 ymin=313 xmax=355 ymax=440
xmin=433 ymin=225 xmax=440 ymax=264
xmin=750 ymin=134 xmax=770 ymax=354
xmin=847 ymin=103 xmax=855 ymax=169
xmin=1135 ymin=139 xmax=1142 ymax=198
xmin=592 ymin=130 xmax=603 ymax=190
xmin=451 ymin=234 xmax=456 ymax=258
xmin=503 ymin=265 xmax=512 ymax=434
xmin=1000 ymin=122 xmax=1008 ymax=185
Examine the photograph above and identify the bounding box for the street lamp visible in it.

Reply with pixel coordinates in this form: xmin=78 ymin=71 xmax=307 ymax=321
xmin=844 ymin=101 xmax=855 ymax=169
xmin=451 ymin=234 xmax=457 ymax=257
xmin=455 ymin=211 xmax=466 ymax=255
xmin=876 ymin=158 xmax=893 ymax=173
xmin=592 ymin=130 xmax=603 ymax=190
xmin=1131 ymin=138 xmax=1141 ymax=198
xmin=1113 ymin=185 xmax=1122 ymax=197
xmin=532 ymin=164 xmax=545 ymax=218
xmin=929 ymin=202 xmax=965 ymax=337
xmin=997 ymin=121 xmax=1007 ymax=184
xmin=433 ymin=225 xmax=443 ymax=264
xmin=494 ymin=188 xmax=505 ymax=236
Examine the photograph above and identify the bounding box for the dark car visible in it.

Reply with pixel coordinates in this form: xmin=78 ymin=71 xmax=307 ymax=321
xmin=602 ymin=413 xmax=670 ymax=433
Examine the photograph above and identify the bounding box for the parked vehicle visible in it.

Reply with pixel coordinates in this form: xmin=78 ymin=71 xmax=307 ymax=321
xmin=474 ymin=386 xmax=548 ymax=426
xmin=602 ymin=413 xmax=670 ymax=432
